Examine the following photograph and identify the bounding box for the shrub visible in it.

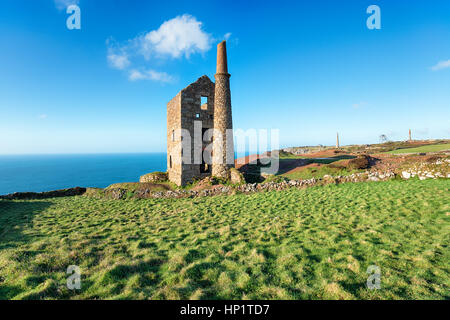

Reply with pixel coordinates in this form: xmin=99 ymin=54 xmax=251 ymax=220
xmin=348 ymin=156 xmax=370 ymax=170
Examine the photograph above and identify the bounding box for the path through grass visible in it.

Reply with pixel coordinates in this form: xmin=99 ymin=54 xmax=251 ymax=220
xmin=0 ymin=179 xmax=449 ymax=299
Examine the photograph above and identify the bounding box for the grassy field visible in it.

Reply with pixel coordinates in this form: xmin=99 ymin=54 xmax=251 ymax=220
xmin=387 ymin=143 xmax=450 ymax=154
xmin=278 ymin=156 xmax=361 ymax=180
xmin=275 ymin=156 xmax=360 ymax=180
xmin=0 ymin=179 xmax=449 ymax=300
xmin=280 ymin=164 xmax=360 ymax=180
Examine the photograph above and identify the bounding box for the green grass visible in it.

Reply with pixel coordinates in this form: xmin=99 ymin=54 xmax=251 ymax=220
xmin=281 ymin=163 xmax=360 ymax=180
xmin=278 ymin=150 xmax=301 ymax=159
xmin=0 ymin=179 xmax=449 ymax=300
xmin=307 ymin=155 xmax=355 ymax=164
xmin=387 ymin=143 xmax=450 ymax=154
xmin=105 ymin=182 xmax=173 ymax=192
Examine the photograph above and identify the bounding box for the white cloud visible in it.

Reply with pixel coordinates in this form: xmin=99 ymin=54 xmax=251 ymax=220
xmin=224 ymin=33 xmax=232 ymax=41
xmin=128 ymin=69 xmax=174 ymax=83
xmin=106 ymin=14 xmax=229 ymax=83
xmin=140 ymin=14 xmax=212 ymax=59
xmin=38 ymin=114 xmax=48 ymax=119
xmin=431 ymin=59 xmax=450 ymax=71
xmin=54 ymin=0 xmax=79 ymax=11
xmin=107 ymin=52 xmax=130 ymax=70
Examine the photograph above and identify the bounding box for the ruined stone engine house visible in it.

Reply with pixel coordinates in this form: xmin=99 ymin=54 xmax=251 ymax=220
xmin=167 ymin=41 xmax=234 ymax=186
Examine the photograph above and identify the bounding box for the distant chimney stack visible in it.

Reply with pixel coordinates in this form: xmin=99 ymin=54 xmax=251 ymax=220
xmin=409 ymin=129 xmax=412 ymax=142
xmin=336 ymin=132 xmax=340 ymax=148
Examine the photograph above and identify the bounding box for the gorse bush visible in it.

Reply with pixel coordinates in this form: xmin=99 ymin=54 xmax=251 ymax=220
xmin=348 ymin=156 xmax=370 ymax=170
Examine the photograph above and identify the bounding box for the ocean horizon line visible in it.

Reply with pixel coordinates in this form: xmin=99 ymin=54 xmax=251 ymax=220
xmin=0 ymin=151 xmax=263 ymax=157
xmin=0 ymin=152 xmax=167 ymax=157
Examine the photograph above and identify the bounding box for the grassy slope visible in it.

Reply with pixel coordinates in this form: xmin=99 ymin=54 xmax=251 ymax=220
xmin=280 ymin=164 xmax=360 ymax=180
xmin=279 ymin=157 xmax=360 ymax=180
xmin=387 ymin=143 xmax=450 ymax=154
xmin=0 ymin=179 xmax=449 ymax=300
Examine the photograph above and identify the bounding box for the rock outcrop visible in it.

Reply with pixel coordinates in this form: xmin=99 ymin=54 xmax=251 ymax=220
xmin=400 ymin=159 xmax=450 ymax=180
xmin=139 ymin=172 xmax=168 ymax=183
xmin=230 ymin=168 xmax=245 ymax=184
xmin=0 ymin=187 xmax=86 ymax=200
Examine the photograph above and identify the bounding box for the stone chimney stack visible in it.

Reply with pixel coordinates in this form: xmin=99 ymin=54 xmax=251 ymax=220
xmin=216 ymin=41 xmax=228 ymax=74
xmin=212 ymin=41 xmax=234 ymax=178
xmin=409 ymin=129 xmax=412 ymax=142
xmin=336 ymin=132 xmax=340 ymax=148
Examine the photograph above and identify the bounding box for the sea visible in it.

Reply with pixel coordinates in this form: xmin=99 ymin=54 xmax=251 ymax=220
xmin=0 ymin=152 xmax=254 ymax=195
xmin=0 ymin=153 xmax=167 ymax=195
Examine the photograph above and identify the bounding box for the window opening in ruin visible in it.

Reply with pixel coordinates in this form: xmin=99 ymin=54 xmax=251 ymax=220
xmin=201 ymin=96 xmax=208 ymax=110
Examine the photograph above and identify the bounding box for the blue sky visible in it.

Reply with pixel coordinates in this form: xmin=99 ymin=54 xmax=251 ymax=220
xmin=0 ymin=0 xmax=449 ymax=154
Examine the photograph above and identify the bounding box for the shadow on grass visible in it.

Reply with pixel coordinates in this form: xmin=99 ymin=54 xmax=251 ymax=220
xmin=95 ymin=258 xmax=167 ymax=298
xmin=0 ymin=200 xmax=53 ymax=250
xmin=340 ymin=281 xmax=366 ymax=298
xmin=0 ymin=284 xmax=23 ymax=300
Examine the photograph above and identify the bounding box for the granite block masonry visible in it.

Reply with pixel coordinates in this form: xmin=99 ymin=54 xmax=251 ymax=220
xmin=167 ymin=41 xmax=234 ymax=186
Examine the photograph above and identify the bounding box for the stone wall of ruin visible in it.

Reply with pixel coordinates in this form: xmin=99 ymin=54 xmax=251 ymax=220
xmin=167 ymin=92 xmax=182 ymax=186
xmin=167 ymin=76 xmax=216 ymax=186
